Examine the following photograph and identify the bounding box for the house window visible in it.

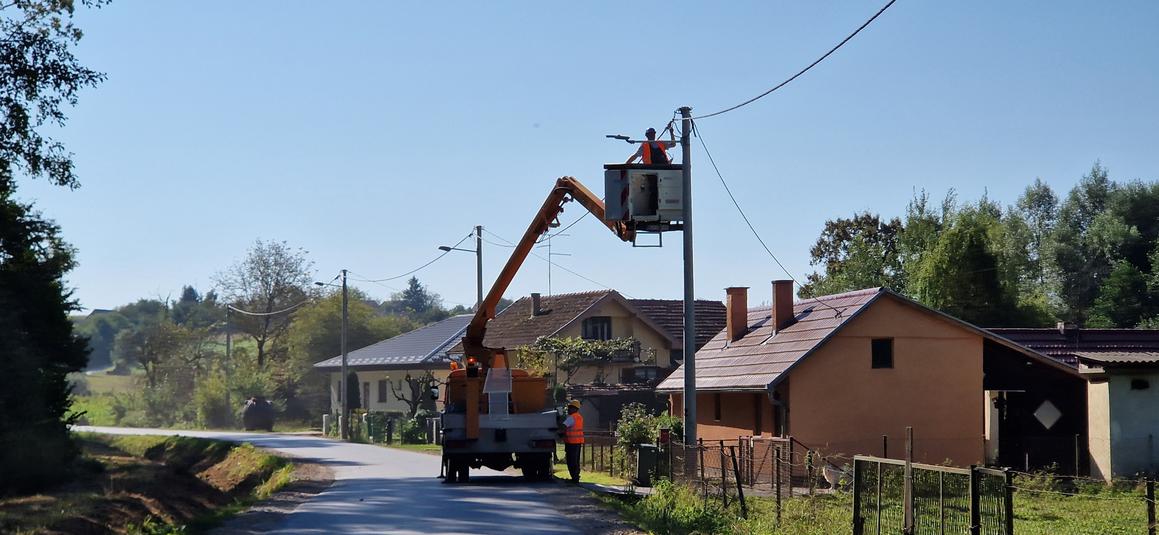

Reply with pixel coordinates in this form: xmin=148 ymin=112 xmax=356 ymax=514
xmin=713 ymin=393 xmax=722 ymax=421
xmin=1131 ymin=379 xmax=1150 ymax=390
xmin=335 ymin=381 xmax=342 ymax=402
xmin=871 ymin=338 xmax=894 ymax=369
xmin=377 ymin=379 xmax=388 ymax=402
xmin=621 ymin=366 xmax=661 ymax=384
xmin=362 ymin=382 xmax=370 ymax=409
xmin=582 ymin=316 xmax=613 ymax=340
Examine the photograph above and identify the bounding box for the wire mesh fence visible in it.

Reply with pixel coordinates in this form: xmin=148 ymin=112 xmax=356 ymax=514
xmin=1007 ymin=471 xmax=1157 ymax=535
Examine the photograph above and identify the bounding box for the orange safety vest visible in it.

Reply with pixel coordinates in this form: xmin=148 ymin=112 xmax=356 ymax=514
xmin=642 ymin=141 xmax=669 ymax=164
xmin=564 ymin=412 xmax=584 ymax=445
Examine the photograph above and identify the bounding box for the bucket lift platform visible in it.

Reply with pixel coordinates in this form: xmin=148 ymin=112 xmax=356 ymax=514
xmin=603 ymin=163 xmax=684 ymax=245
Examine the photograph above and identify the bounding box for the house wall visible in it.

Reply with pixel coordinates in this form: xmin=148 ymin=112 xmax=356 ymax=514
xmin=667 ymin=392 xmax=776 ymax=441
xmin=328 ymin=369 xmax=450 ymax=416
xmin=787 ymin=297 xmax=985 ymax=466
xmin=1106 ymin=372 xmax=1159 ymax=476
xmin=553 ymin=299 xmax=674 ymax=385
xmin=1087 ymin=379 xmax=1112 ymax=480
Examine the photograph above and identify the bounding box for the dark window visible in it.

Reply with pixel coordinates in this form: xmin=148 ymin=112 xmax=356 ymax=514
xmin=377 ymin=379 xmax=388 ymax=402
xmin=670 ymin=349 xmax=683 ymax=364
xmin=362 ymin=382 xmax=370 ymax=409
xmin=622 ymin=366 xmax=661 ymax=384
xmin=582 ymin=316 xmax=613 ymax=340
xmin=336 ymin=382 xmax=342 ymax=402
xmin=1131 ymin=379 xmax=1150 ymax=390
xmin=713 ymin=393 xmax=722 ymax=421
xmin=871 ymin=338 xmax=894 ymax=369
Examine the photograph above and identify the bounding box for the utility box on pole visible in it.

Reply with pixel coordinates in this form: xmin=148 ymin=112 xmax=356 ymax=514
xmin=604 ymin=163 xmax=685 ymax=233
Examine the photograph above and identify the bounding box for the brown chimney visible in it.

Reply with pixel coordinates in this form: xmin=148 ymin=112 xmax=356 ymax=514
xmin=725 ymin=287 xmax=749 ymax=342
xmin=530 ymin=293 xmax=542 ymax=317
xmin=772 ymin=280 xmax=795 ymax=332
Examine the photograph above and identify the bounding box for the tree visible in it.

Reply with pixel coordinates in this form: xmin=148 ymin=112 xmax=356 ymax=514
xmin=1047 ymin=163 xmax=1118 ymax=323
xmin=171 ymin=286 xmax=224 ymax=329
xmin=1089 ymin=261 xmax=1150 ymax=328
xmin=1014 ymin=178 xmax=1059 ymax=285
xmin=0 ymin=0 xmax=107 ymax=492
xmin=284 ymin=289 xmax=416 ymax=420
xmin=214 ymin=239 xmax=314 ymax=368
xmin=0 ymin=164 xmax=90 ymax=492
xmin=345 ymin=371 xmax=362 ymax=411
xmin=529 ymin=336 xmax=645 ymax=386
xmin=388 ymin=371 xmax=438 ymax=419
xmin=800 ymin=213 xmax=903 ymax=297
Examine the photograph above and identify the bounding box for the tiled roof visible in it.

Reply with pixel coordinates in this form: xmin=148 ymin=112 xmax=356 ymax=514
xmin=1074 ymin=351 xmax=1159 ymax=366
xmin=629 ymin=299 xmax=727 ymax=351
xmin=989 ymin=328 xmax=1159 ymax=368
xmin=313 ymin=314 xmax=471 ymax=370
xmin=657 ymin=288 xmax=881 ymax=392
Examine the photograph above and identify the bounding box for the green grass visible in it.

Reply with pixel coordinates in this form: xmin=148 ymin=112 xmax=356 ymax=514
xmin=553 ymin=463 xmax=631 ymax=486
xmin=83 ymin=371 xmax=137 ymax=394
xmin=381 ymin=442 xmax=443 ymax=454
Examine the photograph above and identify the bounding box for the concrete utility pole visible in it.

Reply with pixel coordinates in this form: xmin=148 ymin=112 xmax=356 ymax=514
xmin=225 ymin=307 xmax=232 ymax=423
xmin=340 ymin=269 xmax=350 ymax=441
xmin=475 ymin=225 xmax=483 ymax=310
xmin=679 ymin=106 xmax=697 ymax=449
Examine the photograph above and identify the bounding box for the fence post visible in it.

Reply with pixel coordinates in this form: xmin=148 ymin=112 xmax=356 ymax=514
xmin=1004 ymin=469 xmax=1014 ymax=535
xmin=904 ymin=426 xmax=914 ymax=535
xmin=730 ymin=446 xmax=748 ymax=519
xmin=883 ymin=434 xmax=888 ymax=458
xmin=1147 ymin=478 xmax=1156 ymax=535
xmin=852 ymin=458 xmax=863 ymax=535
xmin=1074 ymin=433 xmax=1081 ymax=476
xmin=774 ymin=446 xmax=782 ymax=525
xmin=720 ymin=441 xmax=728 ymax=506
xmin=969 ymin=465 xmax=981 ymax=535
xmin=698 ymin=438 xmax=705 ymax=481
xmin=876 ymin=461 xmax=883 ymax=534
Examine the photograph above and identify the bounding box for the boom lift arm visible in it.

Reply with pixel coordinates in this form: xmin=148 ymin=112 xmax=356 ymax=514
xmin=461 ymin=176 xmax=634 ymax=367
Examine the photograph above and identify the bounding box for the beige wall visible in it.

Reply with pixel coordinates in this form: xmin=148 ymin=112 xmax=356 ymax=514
xmin=552 ymin=298 xmax=674 ymax=385
xmin=787 ymin=297 xmax=985 ymax=466
xmin=668 ymin=392 xmax=776 ymax=442
xmin=1106 ymin=372 xmax=1159 ymax=477
xmin=328 ymin=369 xmax=450 ymax=415
xmin=1087 ymin=379 xmax=1112 ymax=480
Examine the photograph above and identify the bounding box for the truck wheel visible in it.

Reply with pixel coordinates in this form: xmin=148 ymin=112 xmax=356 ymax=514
xmin=539 ymin=454 xmax=555 ymax=481
xmin=456 ymin=462 xmax=470 ymax=483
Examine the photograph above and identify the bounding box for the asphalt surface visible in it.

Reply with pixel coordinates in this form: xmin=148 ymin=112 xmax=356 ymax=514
xmin=75 ymin=426 xmax=579 ymax=535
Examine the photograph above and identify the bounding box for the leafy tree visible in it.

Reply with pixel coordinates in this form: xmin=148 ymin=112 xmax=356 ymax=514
xmin=74 ymin=310 xmax=129 ymax=370
xmin=284 ymin=289 xmax=416 ymax=419
xmin=0 ymin=164 xmax=90 ymax=492
xmin=1047 ymin=163 xmax=1118 ymax=323
xmin=214 ymin=239 xmax=314 ymax=368
xmin=0 ymin=0 xmax=107 ymax=493
xmin=1089 ymin=261 xmax=1150 ymax=328
xmin=171 ymin=286 xmax=224 ymax=329
xmin=345 ymin=371 xmax=362 ymax=410
xmin=800 ymin=213 xmax=903 ymax=297
xmin=1014 ymin=178 xmax=1059 ymax=284
xmin=529 ymin=336 xmax=647 ymax=386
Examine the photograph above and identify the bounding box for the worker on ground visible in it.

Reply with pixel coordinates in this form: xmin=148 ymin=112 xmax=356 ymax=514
xmin=625 ymin=123 xmax=676 ymax=164
xmin=562 ymin=399 xmax=584 ymax=483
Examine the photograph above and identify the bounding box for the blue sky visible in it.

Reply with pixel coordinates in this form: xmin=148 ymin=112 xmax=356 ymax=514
xmin=21 ymin=1 xmax=1159 ymax=311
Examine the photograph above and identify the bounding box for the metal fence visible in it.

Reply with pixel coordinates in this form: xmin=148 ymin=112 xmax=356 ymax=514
xmin=853 ymin=455 xmax=1011 ymax=535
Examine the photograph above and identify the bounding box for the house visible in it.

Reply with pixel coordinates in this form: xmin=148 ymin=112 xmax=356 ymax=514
xmin=313 ymin=314 xmax=471 ymax=416
xmin=449 ymin=290 xmax=726 ymax=429
xmin=656 ymin=281 xmax=1085 ymax=471
xmin=992 ymin=326 xmax=1159 ymax=479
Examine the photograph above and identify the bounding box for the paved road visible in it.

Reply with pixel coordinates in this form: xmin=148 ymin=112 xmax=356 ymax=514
xmin=75 ymin=426 xmax=577 ymax=535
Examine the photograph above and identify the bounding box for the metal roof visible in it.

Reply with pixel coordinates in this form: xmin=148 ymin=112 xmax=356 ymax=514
xmin=312 ymin=314 xmax=471 ymax=371
xmin=1074 ymin=351 xmax=1159 ymax=366
xmin=990 ymin=328 xmax=1159 ymax=368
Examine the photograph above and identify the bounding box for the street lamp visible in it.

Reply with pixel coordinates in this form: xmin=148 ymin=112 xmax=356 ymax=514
xmin=315 ymin=270 xmax=349 ymax=440
xmin=439 ymin=225 xmax=483 ymax=310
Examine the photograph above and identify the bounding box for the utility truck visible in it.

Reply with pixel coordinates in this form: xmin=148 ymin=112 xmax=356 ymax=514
xmin=440 ymin=167 xmax=683 ymax=483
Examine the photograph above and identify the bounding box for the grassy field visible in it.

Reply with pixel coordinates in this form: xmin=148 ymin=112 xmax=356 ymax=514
xmin=382 ymin=442 xmax=443 ymax=455
xmin=0 ymin=434 xmax=294 ymax=535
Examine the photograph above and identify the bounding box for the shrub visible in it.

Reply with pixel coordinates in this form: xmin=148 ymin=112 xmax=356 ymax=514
xmin=633 ymin=480 xmax=731 ymax=535
xmin=400 ymin=418 xmax=425 ymax=444
xmin=194 ymin=374 xmax=232 ymax=429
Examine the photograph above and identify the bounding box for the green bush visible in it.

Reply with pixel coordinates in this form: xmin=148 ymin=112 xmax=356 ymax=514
xmin=632 ymin=480 xmax=732 ymax=535
xmin=195 ymin=374 xmax=232 ymax=429
xmin=400 ymin=418 xmax=425 ymax=444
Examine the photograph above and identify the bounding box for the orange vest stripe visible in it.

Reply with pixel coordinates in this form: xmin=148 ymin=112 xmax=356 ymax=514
xmin=565 ymin=413 xmax=584 ymax=444
xmin=642 ymin=142 xmax=667 ymax=164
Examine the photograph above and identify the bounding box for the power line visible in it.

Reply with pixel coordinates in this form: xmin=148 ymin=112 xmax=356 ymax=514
xmin=227 ymin=301 xmax=309 ymax=317
xmin=357 ymin=230 xmax=474 ymax=282
xmin=483 ymin=228 xmax=633 ymax=298
xmin=692 ymin=0 xmax=898 ymax=120
xmin=547 ymin=211 xmax=589 ymax=239
xmin=693 ymin=121 xmax=842 ymax=317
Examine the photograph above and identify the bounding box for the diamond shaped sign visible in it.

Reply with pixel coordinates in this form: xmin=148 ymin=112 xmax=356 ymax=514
xmin=1034 ymin=400 xmax=1062 ymax=430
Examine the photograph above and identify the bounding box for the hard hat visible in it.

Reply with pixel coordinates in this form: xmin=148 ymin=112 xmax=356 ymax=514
xmin=645 ymin=127 xmax=656 ymax=135
xmin=568 ymin=399 xmax=581 ymax=409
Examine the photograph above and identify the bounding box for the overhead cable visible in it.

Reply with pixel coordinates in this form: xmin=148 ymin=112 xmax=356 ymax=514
xmin=693 ymin=121 xmax=842 ymax=316
xmin=358 ymin=230 xmax=474 ymax=282
xmin=483 ymin=229 xmax=633 ymax=298
xmin=227 ymin=301 xmax=308 ymax=317
xmin=692 ymin=0 xmax=898 ymax=120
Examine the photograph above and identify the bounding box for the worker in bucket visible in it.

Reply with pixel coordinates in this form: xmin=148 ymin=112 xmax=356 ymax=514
xmin=562 ymin=399 xmax=585 ymax=483
xmin=625 ymin=123 xmax=676 ymax=164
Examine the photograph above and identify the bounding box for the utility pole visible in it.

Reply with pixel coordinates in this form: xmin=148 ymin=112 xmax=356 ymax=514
xmin=475 ymin=225 xmax=483 ymax=310
xmin=340 ymin=269 xmax=350 ymax=441
xmin=679 ymin=106 xmax=697 ymax=450
xmin=225 ymin=307 xmax=232 ymax=424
